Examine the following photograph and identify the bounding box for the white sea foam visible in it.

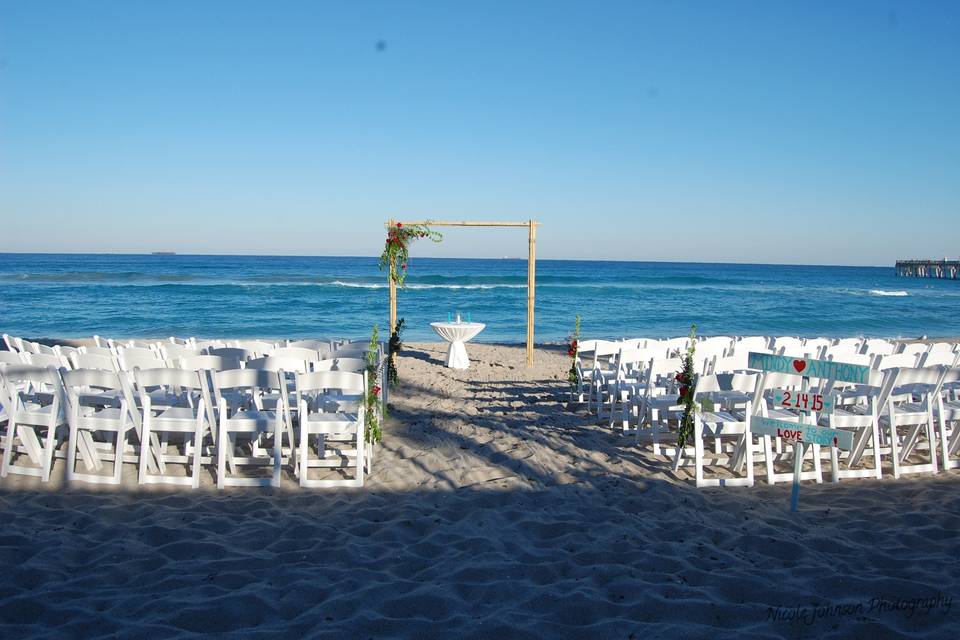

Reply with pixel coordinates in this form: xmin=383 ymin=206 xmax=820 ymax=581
xmin=869 ymin=289 xmax=909 ymax=297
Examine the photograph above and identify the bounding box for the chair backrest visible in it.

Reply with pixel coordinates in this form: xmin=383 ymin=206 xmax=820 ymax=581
xmin=270 ymin=346 xmax=321 ymax=362
xmin=159 ymin=344 xmax=202 ymax=365
xmin=134 ymin=367 xmax=206 ymax=391
xmin=79 ymin=345 xmax=115 ymax=358
xmin=61 ymin=368 xmax=141 ymax=426
xmin=927 ymin=342 xmax=958 ymax=354
xmin=875 ymin=352 xmax=920 ymax=371
xmin=832 ymin=337 xmax=864 ymax=351
xmin=773 ymin=337 xmax=804 ymax=354
xmin=2 ymin=334 xmax=25 ymax=353
xmin=25 ymin=352 xmax=68 ymax=369
xmin=247 ymin=355 xmax=310 ymax=374
xmin=730 ymin=336 xmax=771 ymax=354
xmin=117 ymin=347 xmax=165 ymax=371
xmin=877 ymin=366 xmax=949 ymax=410
xmin=214 ymin=368 xmax=287 ymax=413
xmin=207 ymin=347 xmax=257 ymax=362
xmin=296 ymin=370 xmax=366 ymax=395
xmin=193 ymin=340 xmax=227 ymax=352
xmin=25 ymin=341 xmax=57 ymax=356
xmin=0 ymin=351 xmax=25 ymax=365
xmin=230 ymin=340 xmax=278 ymax=355
xmin=919 ymin=350 xmax=960 ymax=368
xmin=823 ymin=344 xmax=863 ymax=361
xmin=286 ymin=340 xmax=333 ymax=358
xmin=68 ymin=351 xmax=117 ymax=371
xmin=710 ymin=351 xmax=755 ymax=374
xmin=178 ymin=355 xmax=242 ymax=372
xmin=861 ymin=339 xmax=896 ymax=357
xmin=1 ymin=365 xmax=66 ymax=409
xmin=802 ymin=338 xmax=831 ymax=359
xmin=896 ymin=342 xmax=930 ymax=357
xmin=694 ymin=372 xmax=759 ymax=396
xmin=313 ymin=357 xmax=367 ymax=373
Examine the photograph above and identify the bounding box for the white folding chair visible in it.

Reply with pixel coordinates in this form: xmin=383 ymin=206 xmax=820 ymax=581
xmin=117 ymin=347 xmax=166 ymax=372
xmin=879 ymin=366 xmax=949 ymax=479
xmin=214 ymin=368 xmax=291 ymax=488
xmin=1 ymin=366 xmax=68 ymax=482
xmin=134 ymin=368 xmax=212 ymax=488
xmin=673 ymin=373 xmax=759 ymax=487
xmin=295 ymin=370 xmax=367 ymax=488
xmin=62 ymin=368 xmax=143 ymax=485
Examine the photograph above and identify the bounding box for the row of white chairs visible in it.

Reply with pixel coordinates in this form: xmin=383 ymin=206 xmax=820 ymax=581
xmin=1 ymin=334 xmax=374 ymax=373
xmin=1 ymin=337 xmax=386 ymax=489
xmin=0 ymin=365 xmax=372 ymax=489
xmin=574 ymin=335 xmax=959 ymax=426
xmin=572 ymin=336 xmax=960 ymax=487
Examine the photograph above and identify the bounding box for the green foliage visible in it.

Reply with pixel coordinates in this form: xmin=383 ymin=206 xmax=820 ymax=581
xmin=378 ymin=222 xmax=443 ymax=287
xmin=676 ymin=323 xmax=698 ymax=449
xmin=567 ymin=314 xmax=581 ymax=386
xmin=364 ymin=324 xmax=383 ymax=444
xmin=387 ymin=318 xmax=404 ymax=385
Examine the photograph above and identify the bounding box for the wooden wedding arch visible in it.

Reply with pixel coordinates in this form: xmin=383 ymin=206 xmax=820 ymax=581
xmin=386 ymin=219 xmax=540 ymax=366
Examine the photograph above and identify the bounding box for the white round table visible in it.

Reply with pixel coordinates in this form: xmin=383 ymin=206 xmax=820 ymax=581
xmin=430 ymin=321 xmax=485 ymax=369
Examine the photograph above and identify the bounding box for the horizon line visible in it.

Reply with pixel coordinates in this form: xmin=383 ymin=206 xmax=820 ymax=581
xmin=0 ymin=251 xmax=900 ymax=269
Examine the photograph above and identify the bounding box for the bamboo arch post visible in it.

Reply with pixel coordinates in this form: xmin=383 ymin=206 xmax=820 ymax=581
xmin=385 ymin=220 xmax=540 ymax=367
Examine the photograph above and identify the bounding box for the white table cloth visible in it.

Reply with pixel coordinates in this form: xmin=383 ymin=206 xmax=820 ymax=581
xmin=431 ymin=322 xmax=485 ymax=369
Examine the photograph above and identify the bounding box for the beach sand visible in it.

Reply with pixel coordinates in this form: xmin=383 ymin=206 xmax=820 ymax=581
xmin=1 ymin=342 xmax=958 ymax=638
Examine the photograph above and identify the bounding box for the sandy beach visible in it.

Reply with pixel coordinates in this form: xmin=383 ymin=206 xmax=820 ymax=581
xmin=1 ymin=341 xmax=957 ymax=638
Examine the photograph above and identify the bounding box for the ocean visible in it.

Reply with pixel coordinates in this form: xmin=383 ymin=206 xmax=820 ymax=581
xmin=1 ymin=253 xmax=958 ymax=342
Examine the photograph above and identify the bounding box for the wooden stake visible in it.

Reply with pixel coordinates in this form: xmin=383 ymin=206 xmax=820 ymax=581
xmin=526 ymin=219 xmax=536 ymax=367
xmin=388 ymin=218 xmax=397 ymax=336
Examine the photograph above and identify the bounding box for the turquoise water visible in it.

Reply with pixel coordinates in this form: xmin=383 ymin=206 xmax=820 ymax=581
xmin=1 ymin=253 xmax=958 ymax=341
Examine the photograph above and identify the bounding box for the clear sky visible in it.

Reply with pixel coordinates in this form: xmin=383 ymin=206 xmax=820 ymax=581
xmin=1 ymin=1 xmax=958 ymax=265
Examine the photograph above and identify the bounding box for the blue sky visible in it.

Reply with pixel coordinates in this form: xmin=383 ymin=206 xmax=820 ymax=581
xmin=1 ymin=1 xmax=958 ymax=265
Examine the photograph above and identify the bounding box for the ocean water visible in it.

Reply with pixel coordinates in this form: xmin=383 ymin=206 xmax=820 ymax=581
xmin=1 ymin=253 xmax=959 ymax=342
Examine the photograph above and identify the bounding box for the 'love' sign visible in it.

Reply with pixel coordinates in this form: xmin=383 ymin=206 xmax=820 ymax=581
xmin=747 ymin=352 xmax=871 ymax=385
xmin=750 ymin=415 xmax=854 ymax=450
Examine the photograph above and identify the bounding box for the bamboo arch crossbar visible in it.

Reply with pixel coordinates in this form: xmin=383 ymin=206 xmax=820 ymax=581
xmin=386 ymin=219 xmax=540 ymax=366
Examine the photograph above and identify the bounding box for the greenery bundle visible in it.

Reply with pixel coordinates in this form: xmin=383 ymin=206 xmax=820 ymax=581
xmin=675 ymin=323 xmax=698 ymax=449
xmin=567 ymin=314 xmax=581 ymax=386
xmin=378 ymin=222 xmax=443 ymax=287
xmin=387 ymin=318 xmax=404 ymax=385
xmin=364 ymin=324 xmax=383 ymax=444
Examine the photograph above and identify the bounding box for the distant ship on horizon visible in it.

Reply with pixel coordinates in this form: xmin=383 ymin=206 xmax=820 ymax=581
xmin=150 ymin=251 xmax=176 ymax=256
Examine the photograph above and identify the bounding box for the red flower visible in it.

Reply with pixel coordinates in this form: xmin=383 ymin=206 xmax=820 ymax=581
xmin=567 ymin=348 xmax=576 ymax=356
xmin=679 ymin=385 xmax=689 ymax=398
xmin=401 ymin=263 xmax=407 ymax=269
xmin=571 ymin=340 xmax=578 ymax=349
xmin=396 ymin=223 xmax=403 ymax=228
xmin=372 ymin=385 xmax=381 ymax=396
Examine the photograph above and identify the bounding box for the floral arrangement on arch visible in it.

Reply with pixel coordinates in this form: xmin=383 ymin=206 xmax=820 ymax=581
xmin=379 ymin=221 xmax=443 ymax=287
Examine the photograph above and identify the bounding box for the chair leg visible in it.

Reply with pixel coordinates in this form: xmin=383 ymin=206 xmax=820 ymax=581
xmin=271 ymin=419 xmax=282 ymax=488
xmin=111 ymin=428 xmax=126 ymax=484
xmin=299 ymin=427 xmax=309 ymax=487
xmin=217 ymin=420 xmax=227 ymax=490
xmin=139 ymin=422 xmax=151 ymax=485
xmin=1 ymin=412 xmax=15 ymax=478
xmin=66 ymin=422 xmax=79 ymax=484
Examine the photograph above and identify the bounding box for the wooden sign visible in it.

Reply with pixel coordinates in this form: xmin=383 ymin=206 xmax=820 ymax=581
xmin=748 ymin=352 xmax=871 ymax=385
xmin=750 ymin=415 xmax=854 ymax=450
xmin=772 ymin=389 xmax=835 ymax=414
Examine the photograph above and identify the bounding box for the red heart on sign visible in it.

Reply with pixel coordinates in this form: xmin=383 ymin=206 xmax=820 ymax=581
xmin=793 ymin=359 xmax=806 ymax=374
